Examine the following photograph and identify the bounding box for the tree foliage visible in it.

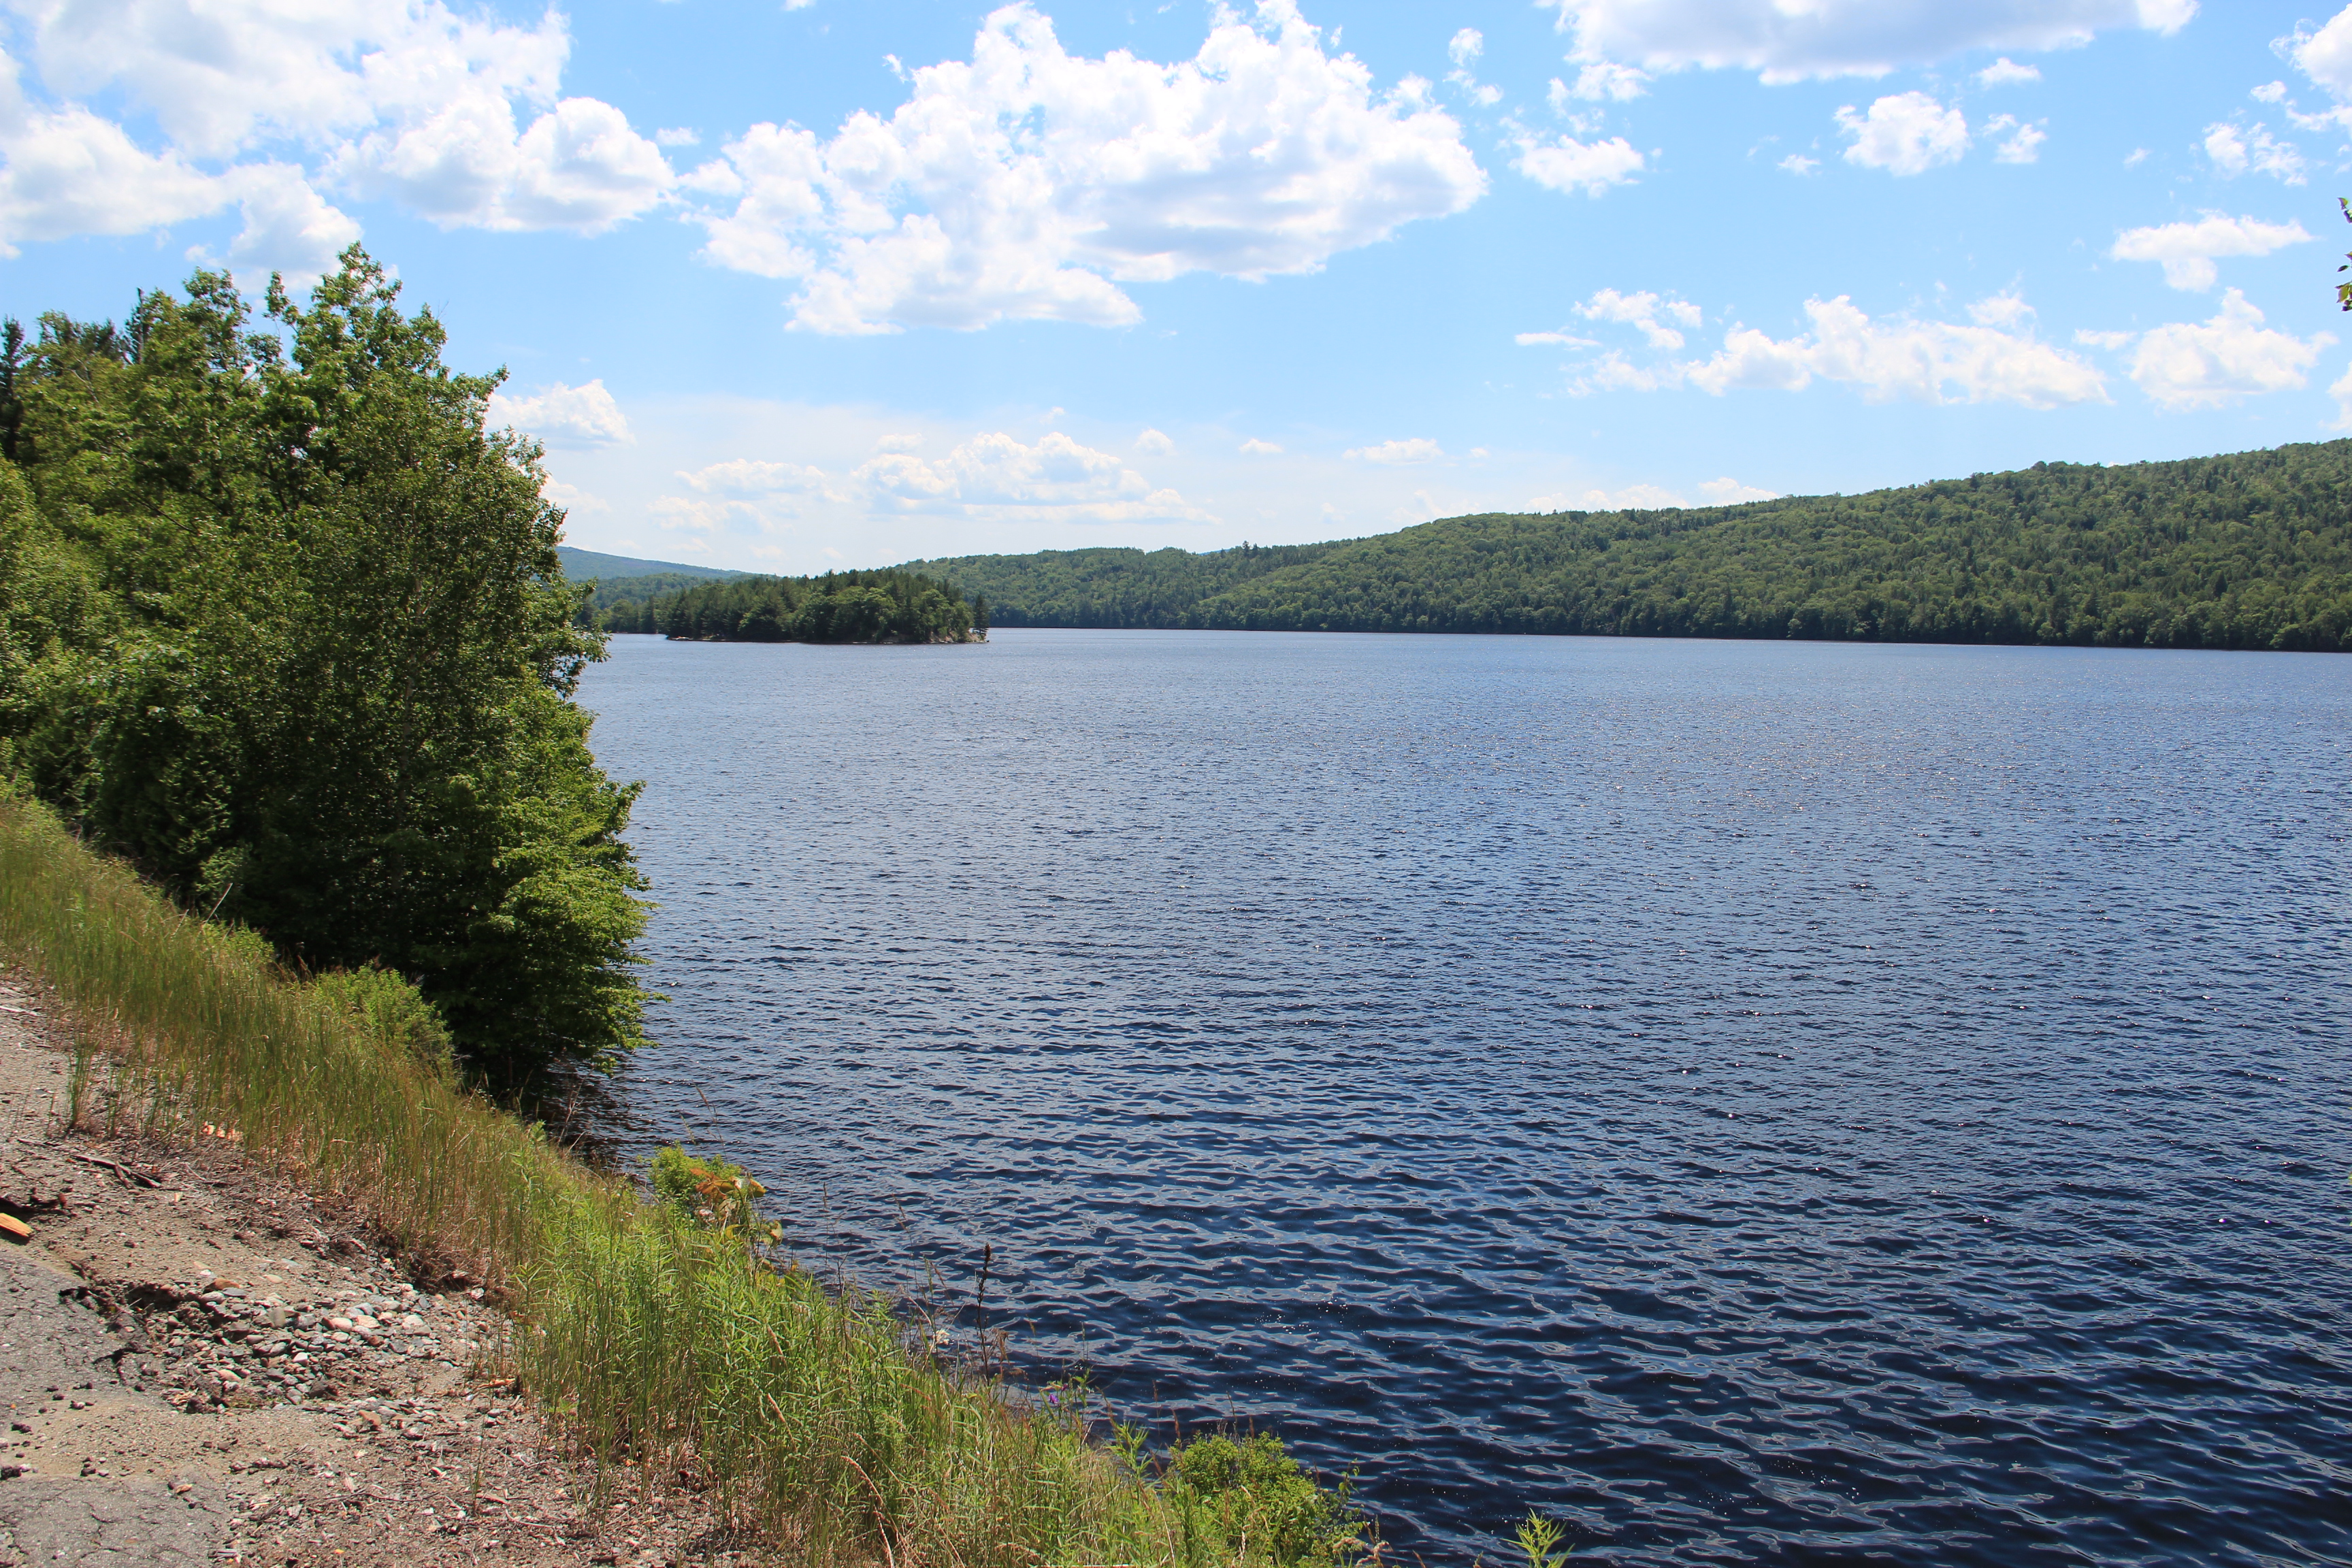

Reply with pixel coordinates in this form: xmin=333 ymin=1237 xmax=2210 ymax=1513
xmin=617 ymin=568 xmax=984 ymax=644
xmin=902 ymin=540 xmax=1333 ymax=630
xmin=572 ymin=570 xmax=731 ymax=632
xmin=0 ymin=248 xmax=653 ymax=1078
xmin=912 ymin=445 xmax=2352 ymax=652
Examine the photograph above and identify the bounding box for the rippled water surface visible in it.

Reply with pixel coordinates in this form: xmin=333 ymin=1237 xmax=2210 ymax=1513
xmin=579 ymin=630 xmax=2349 ymax=1564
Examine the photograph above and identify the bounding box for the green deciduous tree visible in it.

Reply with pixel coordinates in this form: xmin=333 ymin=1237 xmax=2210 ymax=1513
xmin=0 ymin=247 xmax=653 ymax=1079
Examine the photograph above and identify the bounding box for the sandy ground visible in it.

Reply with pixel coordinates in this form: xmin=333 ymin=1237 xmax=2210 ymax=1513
xmin=0 ymin=968 xmax=745 ymax=1567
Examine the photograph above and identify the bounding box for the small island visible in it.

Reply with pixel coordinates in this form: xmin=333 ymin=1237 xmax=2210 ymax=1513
xmin=594 ymin=568 xmax=989 ymax=644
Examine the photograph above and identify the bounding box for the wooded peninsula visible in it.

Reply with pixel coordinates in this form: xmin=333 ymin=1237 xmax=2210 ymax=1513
xmin=899 ymin=441 xmax=2352 ymax=653
xmin=593 ymin=567 xmax=985 ymax=644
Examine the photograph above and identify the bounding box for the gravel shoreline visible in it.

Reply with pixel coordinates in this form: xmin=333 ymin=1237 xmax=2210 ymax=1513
xmin=0 ymin=966 xmax=742 ymax=1568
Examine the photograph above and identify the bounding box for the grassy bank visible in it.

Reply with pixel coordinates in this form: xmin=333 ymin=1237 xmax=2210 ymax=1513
xmin=0 ymin=796 xmax=1364 ymax=1566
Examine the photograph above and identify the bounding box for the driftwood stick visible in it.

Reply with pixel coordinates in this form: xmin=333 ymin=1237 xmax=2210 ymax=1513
xmin=50 ymin=1147 xmax=161 ymax=1188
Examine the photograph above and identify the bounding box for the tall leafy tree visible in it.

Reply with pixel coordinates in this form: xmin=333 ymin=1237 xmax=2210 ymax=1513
xmin=0 ymin=248 xmax=652 ymax=1078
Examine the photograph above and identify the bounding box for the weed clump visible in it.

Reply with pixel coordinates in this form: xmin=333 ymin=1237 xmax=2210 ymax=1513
xmin=1168 ymin=1432 xmax=1365 ymax=1564
xmin=312 ymin=963 xmax=456 ymax=1081
xmin=649 ymin=1143 xmax=768 ymax=1235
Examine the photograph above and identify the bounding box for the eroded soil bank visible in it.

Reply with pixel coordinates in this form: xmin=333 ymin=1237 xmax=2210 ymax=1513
xmin=0 ymin=968 xmax=738 ymax=1568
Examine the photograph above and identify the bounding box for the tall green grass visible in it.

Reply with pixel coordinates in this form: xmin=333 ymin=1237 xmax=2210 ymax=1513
xmin=0 ymin=798 xmax=1363 ymax=1566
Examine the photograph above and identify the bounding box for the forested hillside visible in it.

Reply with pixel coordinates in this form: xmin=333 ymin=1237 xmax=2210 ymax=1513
xmin=0 ymin=251 xmax=651 ymax=1078
xmin=619 ymin=568 xmax=984 ymax=644
xmin=907 ymin=444 xmax=2352 ymax=652
xmin=900 ymin=540 xmax=1334 ymax=627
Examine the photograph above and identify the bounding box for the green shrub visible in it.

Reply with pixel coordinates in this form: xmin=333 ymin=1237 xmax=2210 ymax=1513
xmin=649 ymin=1143 xmax=769 ymax=1234
xmin=311 ymin=963 xmax=455 ymax=1080
xmin=1516 ymin=1509 xmax=1571 ymax=1567
xmin=1171 ymin=1432 xmax=1365 ymax=1566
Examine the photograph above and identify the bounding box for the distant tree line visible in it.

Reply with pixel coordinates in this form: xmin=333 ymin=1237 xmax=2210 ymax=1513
xmin=906 ymin=443 xmax=2352 ymax=652
xmin=593 ymin=569 xmax=987 ymax=644
xmin=0 ymin=250 xmax=651 ymax=1081
xmin=900 ymin=540 xmax=1332 ymax=630
xmin=572 ymin=571 xmax=725 ymax=631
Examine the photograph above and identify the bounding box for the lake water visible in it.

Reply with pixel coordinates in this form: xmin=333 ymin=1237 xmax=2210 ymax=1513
xmin=578 ymin=629 xmax=2350 ymax=1565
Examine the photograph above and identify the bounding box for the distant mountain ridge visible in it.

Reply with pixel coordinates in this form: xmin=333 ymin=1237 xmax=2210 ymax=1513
xmin=556 ymin=546 xmax=747 ymax=583
xmin=904 ymin=440 xmax=2352 ymax=653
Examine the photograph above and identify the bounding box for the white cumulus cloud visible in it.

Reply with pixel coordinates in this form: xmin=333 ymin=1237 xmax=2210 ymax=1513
xmin=1566 ymin=350 xmax=1683 ymax=393
xmin=488 ymin=379 xmax=634 ymax=446
xmin=1514 ymin=134 xmax=1644 ymax=196
xmin=1976 ymin=57 xmax=2043 ymax=87
xmin=2110 ymin=213 xmax=2313 ymax=290
xmin=1345 ymin=438 xmax=1445 ymax=463
xmin=680 ymin=458 xmax=832 ymax=495
xmin=2287 ymin=6 xmax=2352 ymax=100
xmin=691 ymin=1 xmax=1486 ymax=335
xmin=1967 ymin=291 xmax=2034 ymax=327
xmin=220 ymin=163 xmax=363 ymax=284
xmin=1446 ymin=27 xmax=1503 ymax=105
xmin=0 ymin=86 xmax=235 ymax=256
xmin=649 ymin=494 xmax=749 ymax=536
xmin=655 ymin=458 xmax=834 ymax=536
xmin=10 ymin=0 xmax=559 ymax=157
xmin=853 ymin=431 xmax=1210 ymax=521
xmin=1 ymin=1 xmax=673 ymax=239
xmin=2330 ymin=361 xmax=2352 ymax=429
xmin=1546 ymin=478 xmax=1769 ymax=510
xmin=1540 ymin=0 xmax=2195 ymax=84
xmin=1835 ymin=93 xmax=1969 ymax=176
xmin=1583 ymin=483 xmax=1686 ymax=508
xmin=542 ymin=478 xmax=607 ymax=514
xmin=2125 ymin=289 xmax=2330 ymax=410
xmin=1698 ymin=476 xmax=1780 ymax=504
xmin=338 ymin=93 xmax=673 ymax=233
xmin=1987 ymin=114 xmax=2047 ymax=163
xmin=1679 ymin=295 xmax=2109 ymax=408
xmin=1239 ymin=437 xmax=1284 ymax=454
xmin=1578 ymin=287 xmax=1701 ymax=349
xmin=1565 ymin=61 xmax=1650 ymax=101
xmin=2202 ymin=122 xmax=2305 ymax=184
xmin=1135 ymin=428 xmax=1175 ymax=455
xmin=0 ymin=50 xmax=368 ymax=276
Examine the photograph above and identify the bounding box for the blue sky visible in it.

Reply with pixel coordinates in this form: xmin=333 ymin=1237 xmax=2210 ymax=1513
xmin=6 ymin=1 xmax=2352 ymax=571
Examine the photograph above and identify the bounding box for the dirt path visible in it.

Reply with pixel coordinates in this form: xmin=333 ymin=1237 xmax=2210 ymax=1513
xmin=0 ymin=970 xmax=739 ymax=1567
